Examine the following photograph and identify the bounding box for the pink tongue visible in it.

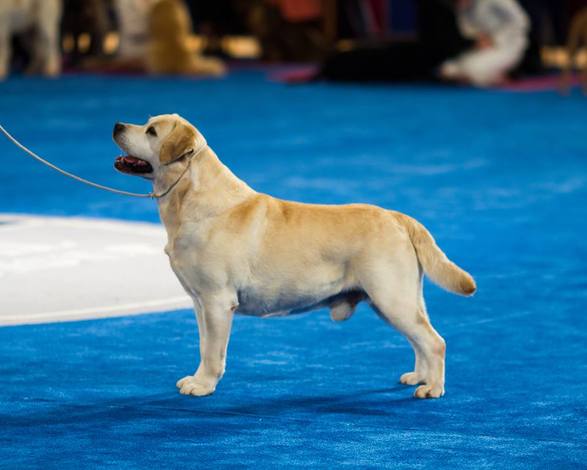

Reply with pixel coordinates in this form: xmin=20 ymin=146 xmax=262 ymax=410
xmin=115 ymin=155 xmax=153 ymax=173
xmin=123 ymin=156 xmax=149 ymax=167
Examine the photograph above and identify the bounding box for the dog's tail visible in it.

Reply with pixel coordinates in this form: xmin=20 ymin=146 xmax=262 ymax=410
xmin=400 ymin=214 xmax=476 ymax=296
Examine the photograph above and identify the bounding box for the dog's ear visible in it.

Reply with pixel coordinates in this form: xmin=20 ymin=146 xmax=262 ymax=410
xmin=160 ymin=122 xmax=196 ymax=165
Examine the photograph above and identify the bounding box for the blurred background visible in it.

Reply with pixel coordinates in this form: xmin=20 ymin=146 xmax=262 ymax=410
xmin=1 ymin=1 xmax=586 ymax=469
xmin=2 ymin=0 xmax=587 ymax=85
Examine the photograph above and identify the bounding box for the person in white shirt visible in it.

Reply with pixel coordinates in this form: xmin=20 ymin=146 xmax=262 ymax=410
xmin=114 ymin=0 xmax=157 ymax=60
xmin=441 ymin=0 xmax=530 ymax=87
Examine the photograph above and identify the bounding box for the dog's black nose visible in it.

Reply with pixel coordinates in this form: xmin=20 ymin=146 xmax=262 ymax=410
xmin=113 ymin=122 xmax=125 ymax=136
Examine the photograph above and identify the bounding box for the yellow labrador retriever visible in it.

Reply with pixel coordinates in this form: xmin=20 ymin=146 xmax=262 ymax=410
xmin=113 ymin=114 xmax=476 ymax=399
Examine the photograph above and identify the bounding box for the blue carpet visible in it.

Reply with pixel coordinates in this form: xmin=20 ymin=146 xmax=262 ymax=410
xmin=0 ymin=73 xmax=586 ymax=468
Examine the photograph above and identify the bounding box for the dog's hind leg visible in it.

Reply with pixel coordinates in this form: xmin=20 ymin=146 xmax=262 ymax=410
xmin=360 ymin=259 xmax=446 ymax=398
xmin=375 ymin=296 xmax=445 ymax=398
xmin=399 ymin=295 xmax=431 ymax=386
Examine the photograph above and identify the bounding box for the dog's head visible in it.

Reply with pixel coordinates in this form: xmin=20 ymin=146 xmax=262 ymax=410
xmin=113 ymin=114 xmax=203 ymax=179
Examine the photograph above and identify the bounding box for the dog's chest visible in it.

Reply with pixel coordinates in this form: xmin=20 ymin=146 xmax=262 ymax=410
xmin=165 ymin=232 xmax=224 ymax=296
xmin=166 ymin=249 xmax=207 ymax=298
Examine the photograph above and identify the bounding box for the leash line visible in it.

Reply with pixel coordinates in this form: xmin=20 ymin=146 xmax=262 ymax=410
xmin=0 ymin=124 xmax=206 ymax=199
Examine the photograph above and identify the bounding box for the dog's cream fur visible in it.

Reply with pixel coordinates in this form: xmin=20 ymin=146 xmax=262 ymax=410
xmin=0 ymin=0 xmax=62 ymax=80
xmin=147 ymin=0 xmax=225 ymax=77
xmin=113 ymin=114 xmax=476 ymax=399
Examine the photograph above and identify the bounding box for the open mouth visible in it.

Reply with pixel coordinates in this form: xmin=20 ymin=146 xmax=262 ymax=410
xmin=114 ymin=156 xmax=153 ymax=175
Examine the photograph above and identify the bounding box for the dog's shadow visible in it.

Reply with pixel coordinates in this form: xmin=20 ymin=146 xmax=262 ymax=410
xmin=214 ymin=385 xmax=413 ymax=419
xmin=1 ymin=385 xmax=415 ymax=433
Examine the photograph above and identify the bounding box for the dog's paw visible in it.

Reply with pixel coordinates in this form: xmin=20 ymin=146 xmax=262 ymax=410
xmin=414 ymin=384 xmax=445 ymax=399
xmin=176 ymin=375 xmax=216 ymax=397
xmin=399 ymin=372 xmax=425 ymax=386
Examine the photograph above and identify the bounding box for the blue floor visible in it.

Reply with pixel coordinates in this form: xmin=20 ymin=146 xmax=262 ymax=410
xmin=0 ymin=72 xmax=586 ymax=468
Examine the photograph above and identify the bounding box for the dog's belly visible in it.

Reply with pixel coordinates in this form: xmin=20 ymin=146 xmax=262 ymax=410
xmin=236 ymin=286 xmax=361 ymax=317
xmin=234 ymin=261 xmax=355 ymax=317
xmin=236 ymin=291 xmax=322 ymax=317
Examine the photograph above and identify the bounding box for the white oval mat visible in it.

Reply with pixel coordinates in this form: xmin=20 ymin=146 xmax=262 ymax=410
xmin=0 ymin=214 xmax=191 ymax=326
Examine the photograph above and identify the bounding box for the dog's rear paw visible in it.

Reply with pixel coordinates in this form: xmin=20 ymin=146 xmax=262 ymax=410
xmin=414 ymin=384 xmax=445 ymax=399
xmin=176 ymin=375 xmax=215 ymax=397
xmin=399 ymin=372 xmax=424 ymax=386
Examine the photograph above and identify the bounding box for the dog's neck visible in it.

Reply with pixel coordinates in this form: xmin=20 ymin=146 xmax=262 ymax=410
xmin=155 ymin=147 xmax=254 ymax=242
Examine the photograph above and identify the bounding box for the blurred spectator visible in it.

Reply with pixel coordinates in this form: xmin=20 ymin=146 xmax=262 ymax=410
xmin=62 ymin=0 xmax=111 ymax=66
xmin=320 ymin=0 xmax=472 ymax=82
xmin=186 ymin=0 xmax=246 ymax=58
xmin=246 ymin=0 xmax=327 ymax=61
xmin=440 ymin=0 xmax=530 ymax=87
xmin=79 ymin=0 xmax=224 ymax=77
xmin=517 ymin=0 xmax=566 ymax=75
xmin=114 ymin=0 xmax=156 ymax=61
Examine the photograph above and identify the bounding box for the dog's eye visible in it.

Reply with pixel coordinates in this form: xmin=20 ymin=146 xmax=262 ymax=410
xmin=146 ymin=126 xmax=157 ymax=137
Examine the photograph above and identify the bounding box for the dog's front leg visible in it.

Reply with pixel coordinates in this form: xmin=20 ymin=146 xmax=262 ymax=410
xmin=177 ymin=292 xmax=236 ymax=397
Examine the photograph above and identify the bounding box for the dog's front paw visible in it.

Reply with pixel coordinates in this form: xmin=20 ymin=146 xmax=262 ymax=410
xmin=176 ymin=375 xmax=216 ymax=397
xmin=414 ymin=384 xmax=445 ymax=399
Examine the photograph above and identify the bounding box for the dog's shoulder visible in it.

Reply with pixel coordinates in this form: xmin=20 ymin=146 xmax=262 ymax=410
xmin=224 ymin=193 xmax=270 ymax=227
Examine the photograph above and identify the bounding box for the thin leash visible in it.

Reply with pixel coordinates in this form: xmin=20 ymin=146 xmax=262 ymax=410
xmin=0 ymin=124 xmax=207 ymax=199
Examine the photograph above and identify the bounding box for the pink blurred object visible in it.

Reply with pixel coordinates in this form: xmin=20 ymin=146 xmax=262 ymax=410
xmin=269 ymin=0 xmax=322 ymax=22
xmin=269 ymin=64 xmax=319 ymax=83
xmin=500 ymin=75 xmax=578 ymax=92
